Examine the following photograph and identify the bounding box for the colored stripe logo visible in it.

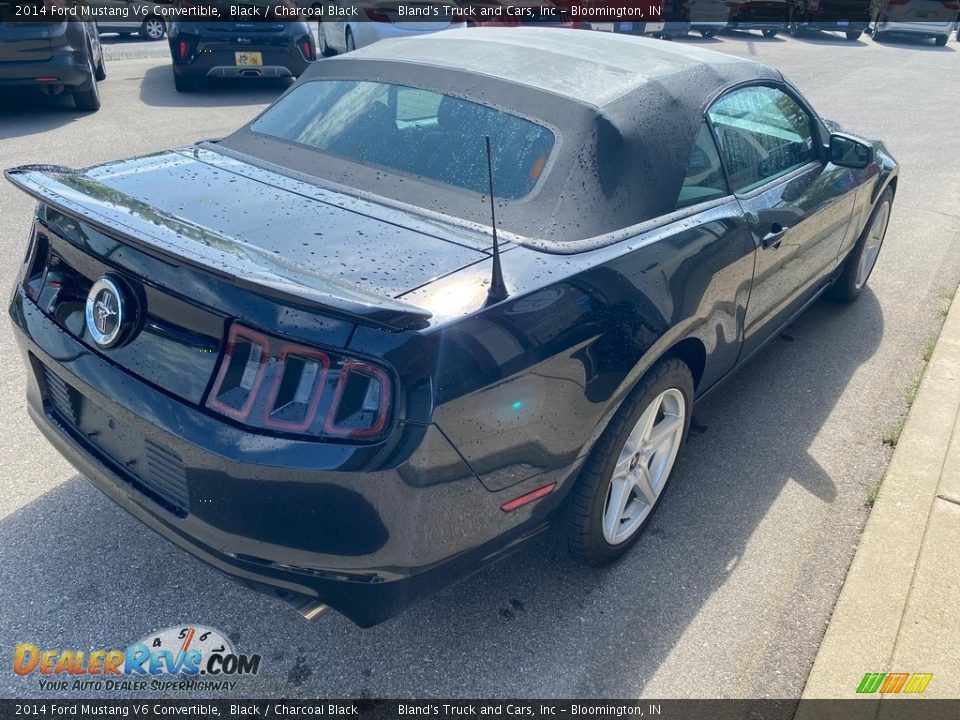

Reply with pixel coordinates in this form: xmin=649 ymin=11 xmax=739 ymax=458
xmin=857 ymin=672 xmax=933 ymax=694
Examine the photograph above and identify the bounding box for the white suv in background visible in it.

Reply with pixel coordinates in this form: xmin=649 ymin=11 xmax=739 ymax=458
xmin=870 ymin=0 xmax=959 ymax=45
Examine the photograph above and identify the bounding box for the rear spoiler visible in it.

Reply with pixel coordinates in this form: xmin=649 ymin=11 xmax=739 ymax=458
xmin=5 ymin=165 xmax=432 ymax=332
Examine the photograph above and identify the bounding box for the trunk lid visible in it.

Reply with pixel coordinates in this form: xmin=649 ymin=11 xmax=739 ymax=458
xmin=6 ymin=148 xmax=497 ymax=330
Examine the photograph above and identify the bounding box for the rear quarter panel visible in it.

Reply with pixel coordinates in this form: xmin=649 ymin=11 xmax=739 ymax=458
xmin=401 ymin=201 xmax=756 ymax=492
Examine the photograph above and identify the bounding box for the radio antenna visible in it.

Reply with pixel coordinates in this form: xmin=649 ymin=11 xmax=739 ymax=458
xmin=483 ymin=135 xmax=508 ymax=306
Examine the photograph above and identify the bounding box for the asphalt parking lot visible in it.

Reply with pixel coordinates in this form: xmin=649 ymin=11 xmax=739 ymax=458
xmin=1 ymin=28 xmax=959 ymax=699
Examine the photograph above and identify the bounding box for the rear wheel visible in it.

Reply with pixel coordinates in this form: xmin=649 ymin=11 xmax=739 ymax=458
xmin=141 ymin=16 xmax=165 ymax=41
xmin=935 ymin=34 xmax=948 ymax=46
xmin=829 ymin=187 xmax=893 ymax=303
xmin=788 ymin=21 xmax=805 ymax=37
xmin=72 ymin=53 xmax=101 ymax=112
xmin=846 ymin=30 xmax=862 ymax=40
xmin=173 ymin=71 xmax=197 ymax=93
xmin=94 ymin=51 xmax=106 ymax=81
xmin=762 ymin=28 xmax=779 ymax=37
xmin=316 ymin=15 xmax=337 ymax=56
xmin=562 ymin=358 xmax=693 ymax=566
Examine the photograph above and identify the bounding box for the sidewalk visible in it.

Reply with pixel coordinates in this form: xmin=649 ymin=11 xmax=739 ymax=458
xmin=798 ymin=289 xmax=960 ymax=711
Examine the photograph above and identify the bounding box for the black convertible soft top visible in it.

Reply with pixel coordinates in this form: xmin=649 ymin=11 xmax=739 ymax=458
xmin=219 ymin=28 xmax=783 ymax=248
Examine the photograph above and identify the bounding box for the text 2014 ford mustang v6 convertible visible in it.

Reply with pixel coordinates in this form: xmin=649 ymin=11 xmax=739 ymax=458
xmin=7 ymin=28 xmax=897 ymax=626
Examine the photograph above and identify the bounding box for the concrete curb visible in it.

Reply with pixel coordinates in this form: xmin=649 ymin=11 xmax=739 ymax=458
xmin=797 ymin=288 xmax=960 ymax=711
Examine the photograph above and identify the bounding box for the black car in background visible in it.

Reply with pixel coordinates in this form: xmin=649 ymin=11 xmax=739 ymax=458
xmin=726 ymin=0 xmax=791 ymax=34
xmin=0 ymin=18 xmax=105 ymax=111
xmin=7 ymin=30 xmax=898 ymax=626
xmin=789 ymin=0 xmax=871 ymax=38
xmin=168 ymin=20 xmax=315 ymax=91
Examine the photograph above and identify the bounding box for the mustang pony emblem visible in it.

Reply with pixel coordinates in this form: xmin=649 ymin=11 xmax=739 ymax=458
xmin=94 ymin=296 xmax=117 ymax=334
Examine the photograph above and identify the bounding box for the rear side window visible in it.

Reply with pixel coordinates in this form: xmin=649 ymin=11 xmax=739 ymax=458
xmin=251 ymin=80 xmax=555 ymax=200
xmin=676 ymin=122 xmax=730 ymax=209
xmin=707 ymin=85 xmax=818 ymax=193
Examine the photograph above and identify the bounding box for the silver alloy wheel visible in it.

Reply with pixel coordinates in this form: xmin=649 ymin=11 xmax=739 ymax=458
xmin=855 ymin=201 xmax=890 ymax=290
xmin=143 ymin=18 xmax=165 ymax=40
xmin=602 ymin=387 xmax=685 ymax=545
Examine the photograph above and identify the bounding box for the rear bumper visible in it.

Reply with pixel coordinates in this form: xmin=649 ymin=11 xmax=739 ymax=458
xmin=169 ymin=32 xmax=312 ymax=78
xmin=874 ymin=20 xmax=954 ymax=36
xmin=10 ymin=286 xmax=564 ymax=626
xmin=0 ymin=55 xmax=91 ymax=90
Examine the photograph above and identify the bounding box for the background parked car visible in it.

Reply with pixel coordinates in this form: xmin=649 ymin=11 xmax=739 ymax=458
xmin=0 ymin=19 xmax=105 ymax=111
xmin=869 ymin=0 xmax=959 ymax=44
xmin=313 ymin=2 xmax=465 ymax=55
xmin=454 ymin=0 xmax=582 ymax=27
xmin=726 ymin=0 xmax=791 ymax=35
xmin=90 ymin=0 xmax=171 ymax=40
xmin=788 ymin=0 xmax=872 ymax=39
xmin=168 ymin=20 xmax=315 ymax=92
xmin=689 ymin=0 xmax=731 ymax=36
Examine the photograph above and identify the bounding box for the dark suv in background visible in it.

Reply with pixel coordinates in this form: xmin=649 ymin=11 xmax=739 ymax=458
xmin=0 ymin=17 xmax=105 ymax=111
xmin=788 ymin=0 xmax=872 ymax=38
xmin=168 ymin=20 xmax=315 ymax=92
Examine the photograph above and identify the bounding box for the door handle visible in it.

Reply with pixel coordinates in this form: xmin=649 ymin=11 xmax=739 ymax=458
xmin=761 ymin=223 xmax=789 ymax=249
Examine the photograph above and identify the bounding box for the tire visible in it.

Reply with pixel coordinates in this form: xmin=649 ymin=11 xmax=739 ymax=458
xmin=829 ymin=187 xmax=893 ymax=303
xmin=562 ymin=358 xmax=694 ymax=566
xmin=94 ymin=52 xmax=106 ymax=81
xmin=788 ymin=21 xmax=804 ymax=37
xmin=846 ymin=30 xmax=862 ymax=40
xmin=935 ymin=34 xmax=948 ymax=46
xmin=72 ymin=53 xmax=101 ymax=112
xmin=173 ymin=72 xmax=197 ymax=92
xmin=140 ymin=16 xmax=165 ymax=41
xmin=316 ymin=17 xmax=337 ymax=56
xmin=762 ymin=28 xmax=779 ymax=37
xmin=700 ymin=28 xmax=716 ymax=38
xmin=345 ymin=28 xmax=356 ymax=52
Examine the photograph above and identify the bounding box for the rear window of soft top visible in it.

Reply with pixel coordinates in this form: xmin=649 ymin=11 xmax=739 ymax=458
xmin=250 ymin=79 xmax=555 ymax=200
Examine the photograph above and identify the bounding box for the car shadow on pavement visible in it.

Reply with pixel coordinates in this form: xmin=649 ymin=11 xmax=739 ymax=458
xmin=790 ymin=32 xmax=869 ymax=47
xmin=717 ymin=29 xmax=787 ymax=42
xmin=138 ymin=64 xmax=293 ymax=109
xmin=870 ymin=33 xmax=957 ymax=51
xmin=0 ymin=290 xmax=883 ymax=699
xmin=0 ymin=88 xmax=87 ymax=139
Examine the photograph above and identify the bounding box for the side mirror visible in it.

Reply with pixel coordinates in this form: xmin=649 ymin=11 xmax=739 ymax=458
xmin=829 ymin=133 xmax=874 ymax=169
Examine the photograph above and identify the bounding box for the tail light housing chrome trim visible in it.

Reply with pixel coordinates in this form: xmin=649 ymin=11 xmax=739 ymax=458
xmin=206 ymin=323 xmax=394 ymax=441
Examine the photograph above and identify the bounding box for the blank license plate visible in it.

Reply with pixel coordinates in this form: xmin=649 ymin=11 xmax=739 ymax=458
xmin=235 ymin=52 xmax=262 ymax=67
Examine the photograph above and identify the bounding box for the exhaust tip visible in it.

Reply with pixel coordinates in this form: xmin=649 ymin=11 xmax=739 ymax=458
xmin=275 ymin=590 xmax=330 ymax=620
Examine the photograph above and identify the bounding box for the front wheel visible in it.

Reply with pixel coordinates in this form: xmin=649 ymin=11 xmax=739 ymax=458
xmin=846 ymin=30 xmax=862 ymax=40
xmin=829 ymin=187 xmax=893 ymax=303
xmin=562 ymin=358 xmax=693 ymax=566
xmin=700 ymin=28 xmax=716 ymax=37
xmin=762 ymin=28 xmax=779 ymax=37
xmin=935 ymin=34 xmax=948 ymax=46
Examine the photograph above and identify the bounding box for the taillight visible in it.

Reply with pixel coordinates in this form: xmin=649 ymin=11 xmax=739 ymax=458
xmin=22 ymin=231 xmax=49 ymax=301
xmin=178 ymin=40 xmax=190 ymax=60
xmin=207 ymin=324 xmax=393 ymax=441
xmin=365 ymin=7 xmax=393 ymax=22
xmin=299 ymin=36 xmax=315 ymax=61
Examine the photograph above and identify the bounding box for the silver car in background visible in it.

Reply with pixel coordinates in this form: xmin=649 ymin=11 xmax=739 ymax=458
xmin=870 ymin=0 xmax=959 ymax=44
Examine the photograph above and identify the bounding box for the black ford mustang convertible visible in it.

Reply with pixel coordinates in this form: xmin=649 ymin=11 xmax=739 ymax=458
xmin=7 ymin=29 xmax=897 ymax=626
